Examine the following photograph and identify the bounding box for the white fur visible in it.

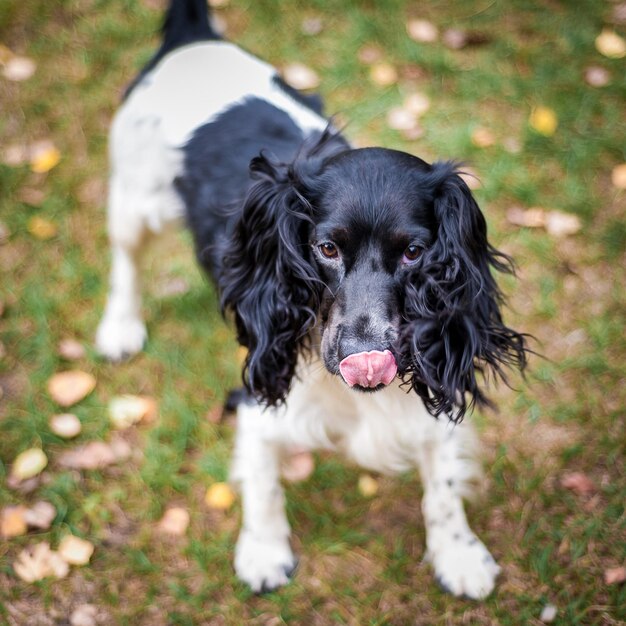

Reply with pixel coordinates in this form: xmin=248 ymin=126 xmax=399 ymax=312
xmin=98 ymin=39 xmax=499 ymax=599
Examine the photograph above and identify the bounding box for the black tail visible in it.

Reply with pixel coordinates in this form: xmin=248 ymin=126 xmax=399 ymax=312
xmin=124 ymin=0 xmax=221 ymax=99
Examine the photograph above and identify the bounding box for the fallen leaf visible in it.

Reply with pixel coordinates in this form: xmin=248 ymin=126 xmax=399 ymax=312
xmin=11 ymin=448 xmax=48 ymax=482
xmin=23 ymin=501 xmax=56 ymax=531
xmin=18 ymin=187 xmax=46 ymax=205
xmin=539 ymin=603 xmax=558 ymax=623
xmin=595 ymin=29 xmax=626 ymax=59
xmin=613 ymin=3 xmax=626 ymax=25
xmin=611 ymin=163 xmax=626 ymax=189
xmin=471 ymin=127 xmax=496 ymax=148
xmin=506 ymin=206 xmax=546 ymax=228
xmin=1 ymin=143 xmax=29 ymax=167
xmin=47 ymin=370 xmax=96 ymax=407
xmin=369 ymin=62 xmax=398 ymax=87
xmin=357 ymin=44 xmax=383 ymax=65
xmin=49 ymin=413 xmax=82 ymax=438
xmin=281 ymin=451 xmax=315 ymax=482
xmin=2 ymin=56 xmax=36 ymax=81
xmin=109 ymin=394 xmax=157 ymax=428
xmin=58 ymin=535 xmax=94 ymax=566
xmin=157 ymin=507 xmax=190 ymax=535
xmin=30 ymin=141 xmax=61 ymax=173
xmin=58 ymin=441 xmax=117 ymax=470
xmin=561 ymin=471 xmax=595 ymax=496
xmin=205 ymin=482 xmax=236 ymax=510
xmin=358 ymin=474 xmax=379 ymax=497
xmin=301 ymin=17 xmax=323 ymax=36
xmin=529 ymin=106 xmax=558 ymax=136
xmin=27 ymin=216 xmax=57 ymax=240
xmin=584 ymin=65 xmax=611 ymax=87
xmin=387 ymin=106 xmax=419 ymax=131
xmin=502 ymin=137 xmax=522 ymax=154
xmin=0 ymin=505 xmax=28 ymax=539
xmin=13 ymin=542 xmax=69 ymax=582
xmin=403 ymin=92 xmax=430 ymax=116
xmin=282 ymin=63 xmax=320 ymax=90
xmin=58 ymin=338 xmax=86 ymax=360
xmin=406 ymin=19 xmax=438 ymax=43
xmin=544 ymin=210 xmax=582 ymax=237
xmin=442 ymin=28 xmax=467 ymax=50
xmin=604 ymin=566 xmax=626 ymax=585
xmin=70 ymin=604 xmax=98 ymax=626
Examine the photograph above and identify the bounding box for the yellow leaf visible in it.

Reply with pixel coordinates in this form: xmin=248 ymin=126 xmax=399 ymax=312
xmin=13 ymin=542 xmax=69 ymax=582
xmin=529 ymin=106 xmax=558 ymax=136
xmin=47 ymin=370 xmax=96 ymax=407
xmin=57 ymin=535 xmax=94 ymax=565
xmin=1 ymin=506 xmax=28 ymax=539
xmin=49 ymin=413 xmax=82 ymax=438
xmin=471 ymin=127 xmax=496 ymax=148
xmin=611 ymin=163 xmax=626 ymax=189
xmin=11 ymin=448 xmax=48 ymax=482
xmin=205 ymin=482 xmax=236 ymax=510
xmin=595 ymin=29 xmax=626 ymax=59
xmin=157 ymin=507 xmax=190 ymax=535
xmin=27 ymin=216 xmax=57 ymax=240
xmin=109 ymin=394 xmax=157 ymax=429
xmin=30 ymin=144 xmax=61 ymax=173
xmin=358 ymin=474 xmax=379 ymax=497
xmin=369 ymin=62 xmax=398 ymax=87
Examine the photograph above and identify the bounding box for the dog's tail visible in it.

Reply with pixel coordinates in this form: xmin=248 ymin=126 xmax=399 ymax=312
xmin=124 ymin=0 xmax=220 ymax=99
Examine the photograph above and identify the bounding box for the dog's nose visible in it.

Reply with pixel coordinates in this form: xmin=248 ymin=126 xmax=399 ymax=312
xmin=339 ymin=349 xmax=398 ymax=388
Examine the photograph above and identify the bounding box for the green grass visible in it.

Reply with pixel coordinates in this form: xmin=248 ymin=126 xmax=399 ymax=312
xmin=1 ymin=0 xmax=625 ymax=624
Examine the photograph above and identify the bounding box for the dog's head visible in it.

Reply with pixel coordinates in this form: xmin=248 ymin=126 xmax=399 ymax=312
xmin=221 ymin=133 xmax=527 ymax=420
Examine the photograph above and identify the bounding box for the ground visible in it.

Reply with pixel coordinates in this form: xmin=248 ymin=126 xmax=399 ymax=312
xmin=0 ymin=0 xmax=625 ymax=624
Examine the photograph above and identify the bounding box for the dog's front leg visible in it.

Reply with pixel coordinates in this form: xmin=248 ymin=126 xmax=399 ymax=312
xmin=417 ymin=425 xmax=501 ymax=600
xmin=231 ymin=403 xmax=297 ymax=593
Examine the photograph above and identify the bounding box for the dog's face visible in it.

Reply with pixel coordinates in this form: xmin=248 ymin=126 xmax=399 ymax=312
xmin=222 ymin=136 xmax=526 ymax=419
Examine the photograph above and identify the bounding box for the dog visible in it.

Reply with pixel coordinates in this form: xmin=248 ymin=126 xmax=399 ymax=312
xmin=96 ymin=0 xmax=527 ymax=599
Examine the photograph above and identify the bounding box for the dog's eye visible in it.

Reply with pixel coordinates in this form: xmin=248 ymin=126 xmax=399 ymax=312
xmin=402 ymin=244 xmax=421 ymax=264
xmin=319 ymin=242 xmax=339 ymax=259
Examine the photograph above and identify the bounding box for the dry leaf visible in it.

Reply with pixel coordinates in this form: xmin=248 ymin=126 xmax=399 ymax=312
xmin=301 ymin=17 xmax=323 ymax=36
xmin=529 ymin=106 xmax=558 ymax=136
xmin=611 ymin=163 xmax=626 ymax=189
xmin=506 ymin=206 xmax=546 ymax=228
xmin=281 ymin=451 xmax=315 ymax=482
xmin=13 ymin=542 xmax=69 ymax=582
xmin=27 ymin=216 xmax=57 ymax=240
xmin=544 ymin=210 xmax=582 ymax=237
xmin=49 ymin=413 xmax=82 ymax=438
xmin=47 ymin=370 xmax=96 ymax=407
xmin=561 ymin=471 xmax=595 ymax=496
xmin=109 ymin=394 xmax=157 ymax=428
xmin=2 ymin=143 xmax=29 ymax=167
xmin=387 ymin=107 xmax=419 ymax=131
xmin=58 ymin=441 xmax=117 ymax=470
xmin=11 ymin=448 xmax=48 ymax=482
xmin=471 ymin=127 xmax=496 ymax=148
xmin=369 ymin=62 xmax=398 ymax=87
xmin=502 ymin=137 xmax=522 ymax=154
xmin=406 ymin=19 xmax=438 ymax=43
xmin=442 ymin=28 xmax=467 ymax=50
xmin=1 ymin=505 xmax=28 ymax=539
xmin=357 ymin=45 xmax=383 ymax=65
xmin=2 ymin=56 xmax=36 ymax=81
xmin=358 ymin=474 xmax=379 ymax=497
xmin=595 ymin=29 xmax=626 ymax=59
xmin=70 ymin=604 xmax=98 ymax=626
xmin=18 ymin=187 xmax=46 ymax=205
xmin=58 ymin=338 xmax=86 ymax=360
xmin=30 ymin=142 xmax=61 ymax=173
xmin=205 ymin=482 xmax=236 ymax=510
xmin=157 ymin=507 xmax=190 ymax=535
xmin=604 ymin=566 xmax=626 ymax=585
xmin=584 ymin=65 xmax=611 ymax=87
xmin=282 ymin=63 xmax=320 ymax=90
xmin=403 ymin=92 xmax=430 ymax=116
xmin=58 ymin=535 xmax=94 ymax=565
xmin=23 ymin=501 xmax=56 ymax=531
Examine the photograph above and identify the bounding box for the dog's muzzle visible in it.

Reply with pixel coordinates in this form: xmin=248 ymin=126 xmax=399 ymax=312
xmin=339 ymin=349 xmax=398 ymax=388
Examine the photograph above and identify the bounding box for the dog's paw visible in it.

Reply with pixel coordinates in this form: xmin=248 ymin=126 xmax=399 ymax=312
xmin=427 ymin=535 xmax=501 ymax=600
xmin=96 ymin=314 xmax=146 ymax=361
xmin=234 ymin=529 xmax=297 ymax=593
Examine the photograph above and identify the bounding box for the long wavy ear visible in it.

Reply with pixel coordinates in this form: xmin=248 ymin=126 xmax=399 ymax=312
xmin=398 ymin=162 xmax=527 ymax=421
xmin=220 ymin=134 xmax=345 ymax=406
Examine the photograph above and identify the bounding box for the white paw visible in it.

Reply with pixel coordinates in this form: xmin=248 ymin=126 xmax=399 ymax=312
xmin=427 ymin=535 xmax=501 ymax=600
xmin=96 ymin=314 xmax=146 ymax=361
xmin=234 ymin=529 xmax=297 ymax=593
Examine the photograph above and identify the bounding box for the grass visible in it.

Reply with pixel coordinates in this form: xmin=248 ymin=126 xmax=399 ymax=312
xmin=1 ymin=0 xmax=625 ymax=624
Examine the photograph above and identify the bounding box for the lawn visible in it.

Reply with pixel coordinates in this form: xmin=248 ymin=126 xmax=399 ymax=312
xmin=1 ymin=0 xmax=625 ymax=624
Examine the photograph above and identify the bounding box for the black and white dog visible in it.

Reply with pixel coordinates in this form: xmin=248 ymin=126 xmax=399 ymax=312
xmin=97 ymin=0 xmax=527 ymax=598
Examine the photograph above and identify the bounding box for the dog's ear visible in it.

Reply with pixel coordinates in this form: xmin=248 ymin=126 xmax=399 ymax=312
xmin=399 ymin=163 xmax=527 ymax=421
xmin=220 ymin=150 xmax=322 ymax=407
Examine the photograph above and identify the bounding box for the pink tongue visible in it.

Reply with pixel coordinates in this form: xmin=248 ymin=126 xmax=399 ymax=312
xmin=339 ymin=350 xmax=398 ymax=388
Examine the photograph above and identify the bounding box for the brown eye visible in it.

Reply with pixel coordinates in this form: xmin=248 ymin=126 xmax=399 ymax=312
xmin=319 ymin=242 xmax=339 ymax=259
xmin=402 ymin=244 xmax=421 ymax=264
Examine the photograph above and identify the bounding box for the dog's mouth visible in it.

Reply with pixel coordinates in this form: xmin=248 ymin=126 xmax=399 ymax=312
xmin=338 ymin=349 xmax=398 ymax=390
